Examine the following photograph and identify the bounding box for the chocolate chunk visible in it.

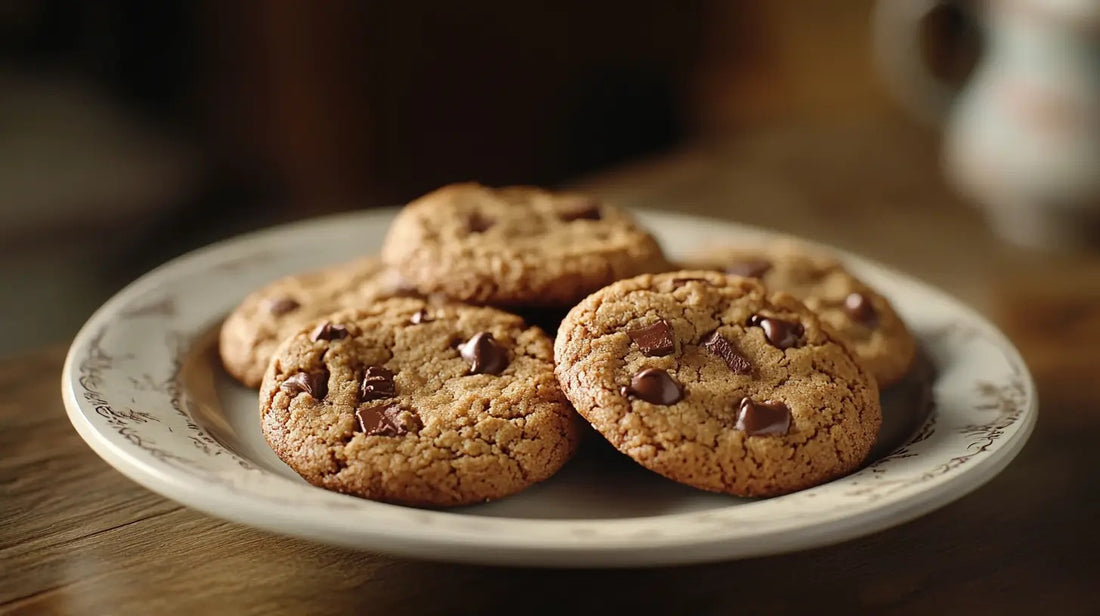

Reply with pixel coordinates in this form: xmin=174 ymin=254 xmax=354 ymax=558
xmin=458 ymin=332 xmax=509 ymax=375
xmin=748 ymin=315 xmax=804 ymax=349
xmin=359 ymin=365 xmax=396 ymax=401
xmin=266 ymin=297 xmax=300 ymax=315
xmin=700 ymin=331 xmax=752 ymax=374
xmin=844 ymin=292 xmax=878 ymax=327
xmin=309 ymin=321 xmax=348 ymax=342
xmin=725 ymin=259 xmax=772 ymax=279
xmin=409 ymin=308 xmax=432 ymax=324
xmin=280 ymin=370 xmax=328 ymax=399
xmin=625 ymin=368 xmax=683 ymax=405
xmin=467 ymin=212 xmax=494 ymax=233
xmin=626 ymin=320 xmax=675 ymax=356
xmin=556 ymin=196 xmax=602 ymax=221
xmin=735 ymin=398 xmax=791 ymax=436
xmin=355 ymin=403 xmax=421 ymax=437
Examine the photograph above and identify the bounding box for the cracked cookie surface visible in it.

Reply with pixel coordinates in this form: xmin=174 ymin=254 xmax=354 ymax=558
xmin=681 ymin=242 xmax=917 ymax=387
xmin=554 ymin=270 xmax=881 ymax=497
xmin=380 ymin=183 xmax=671 ymax=307
xmin=219 ymin=257 xmax=407 ymax=388
xmin=260 ymin=298 xmax=580 ymax=506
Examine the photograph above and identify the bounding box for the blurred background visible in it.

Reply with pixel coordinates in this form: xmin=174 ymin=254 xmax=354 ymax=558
xmin=0 ymin=0 xmax=1065 ymax=356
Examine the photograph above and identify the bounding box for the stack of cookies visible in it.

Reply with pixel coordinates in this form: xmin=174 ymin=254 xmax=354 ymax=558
xmin=219 ymin=183 xmax=917 ymax=506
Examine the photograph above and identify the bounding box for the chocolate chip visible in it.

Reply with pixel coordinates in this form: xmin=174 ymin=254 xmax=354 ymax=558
xmin=555 ymin=196 xmax=602 ymax=221
xmin=280 ymin=370 xmax=328 ymax=399
xmin=310 ymin=321 xmax=348 ymax=342
xmin=266 ymin=297 xmax=300 ymax=315
xmin=467 ymin=212 xmax=494 ymax=233
xmin=700 ymin=331 xmax=752 ymax=374
xmin=844 ymin=292 xmax=878 ymax=327
xmin=735 ymin=397 xmax=791 ymax=436
xmin=725 ymin=259 xmax=771 ymax=279
xmin=625 ymin=320 xmax=675 ymax=356
xmin=748 ymin=315 xmax=804 ymax=349
xmin=355 ymin=403 xmax=421 ymax=437
xmin=624 ymin=368 xmax=683 ymax=405
xmin=359 ymin=365 xmax=396 ymax=401
xmin=409 ymin=308 xmax=432 ymax=324
xmin=458 ymin=332 xmax=509 ymax=375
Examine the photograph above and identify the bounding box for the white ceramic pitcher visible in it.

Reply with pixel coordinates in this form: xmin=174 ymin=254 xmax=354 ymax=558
xmin=874 ymin=0 xmax=1100 ymax=250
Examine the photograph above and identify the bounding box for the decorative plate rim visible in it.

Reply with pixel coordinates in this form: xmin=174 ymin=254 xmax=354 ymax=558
xmin=61 ymin=208 xmax=1038 ymax=567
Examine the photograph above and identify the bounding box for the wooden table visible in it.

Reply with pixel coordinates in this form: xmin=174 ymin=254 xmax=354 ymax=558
xmin=4 ymin=114 xmax=1099 ymax=615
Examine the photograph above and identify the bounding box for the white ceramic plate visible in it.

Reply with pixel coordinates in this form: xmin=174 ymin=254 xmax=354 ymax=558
xmin=62 ymin=209 xmax=1036 ymax=567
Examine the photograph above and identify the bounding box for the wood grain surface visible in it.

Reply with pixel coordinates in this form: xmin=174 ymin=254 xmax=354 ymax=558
xmin=4 ymin=114 xmax=1100 ymax=615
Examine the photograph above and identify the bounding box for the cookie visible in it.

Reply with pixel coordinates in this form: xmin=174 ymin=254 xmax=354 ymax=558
xmin=259 ymin=298 xmax=581 ymax=506
xmin=380 ymin=183 xmax=671 ymax=307
xmin=554 ymin=271 xmax=881 ymax=497
xmin=681 ymin=242 xmax=917 ymax=387
xmin=219 ymin=257 xmax=408 ymax=388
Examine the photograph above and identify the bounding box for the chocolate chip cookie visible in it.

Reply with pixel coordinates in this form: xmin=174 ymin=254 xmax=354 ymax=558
xmin=219 ymin=257 xmax=409 ymax=388
xmin=380 ymin=183 xmax=671 ymax=307
xmin=682 ymin=242 xmax=917 ymax=387
xmin=259 ymin=298 xmax=581 ymax=506
xmin=554 ymin=271 xmax=881 ymax=497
